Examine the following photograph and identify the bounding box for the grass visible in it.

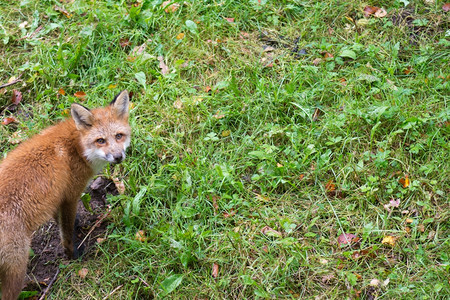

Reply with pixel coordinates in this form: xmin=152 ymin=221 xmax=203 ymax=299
xmin=0 ymin=0 xmax=449 ymax=298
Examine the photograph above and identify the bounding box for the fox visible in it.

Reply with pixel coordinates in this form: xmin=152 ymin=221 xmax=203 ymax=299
xmin=0 ymin=90 xmax=131 ymax=300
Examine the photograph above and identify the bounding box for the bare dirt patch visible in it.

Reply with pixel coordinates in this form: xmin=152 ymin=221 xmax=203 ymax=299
xmin=24 ymin=177 xmax=118 ymax=297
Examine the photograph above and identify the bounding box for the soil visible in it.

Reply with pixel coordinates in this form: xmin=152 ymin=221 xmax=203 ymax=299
xmin=24 ymin=176 xmax=118 ymax=296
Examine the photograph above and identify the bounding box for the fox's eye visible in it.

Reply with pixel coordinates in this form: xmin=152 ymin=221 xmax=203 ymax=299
xmin=96 ymin=138 xmax=106 ymax=144
xmin=115 ymin=133 xmax=123 ymax=140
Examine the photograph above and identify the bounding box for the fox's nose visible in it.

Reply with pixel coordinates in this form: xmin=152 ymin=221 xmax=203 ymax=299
xmin=113 ymin=153 xmax=124 ymax=164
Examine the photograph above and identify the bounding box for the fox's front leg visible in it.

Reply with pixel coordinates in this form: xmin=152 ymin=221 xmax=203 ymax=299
xmin=57 ymin=199 xmax=83 ymax=259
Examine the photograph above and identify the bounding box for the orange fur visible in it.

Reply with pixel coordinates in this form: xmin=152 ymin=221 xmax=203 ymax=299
xmin=0 ymin=91 xmax=131 ymax=300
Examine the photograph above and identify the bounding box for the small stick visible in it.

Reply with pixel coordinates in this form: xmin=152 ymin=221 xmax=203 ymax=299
xmin=77 ymin=207 xmax=112 ymax=249
xmin=102 ymin=284 xmax=123 ymax=300
xmin=38 ymin=269 xmax=60 ymax=300
xmin=0 ymin=78 xmax=22 ymax=89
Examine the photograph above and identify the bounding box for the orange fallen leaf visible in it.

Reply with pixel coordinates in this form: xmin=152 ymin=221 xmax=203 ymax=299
xmin=74 ymin=91 xmax=86 ymax=99
xmin=399 ymin=175 xmax=410 ymax=188
xmin=135 ymin=230 xmax=148 ymax=242
xmin=404 ymin=66 xmax=412 ymax=75
xmin=325 ymin=180 xmax=336 ymax=192
xmin=2 ymin=117 xmax=17 ymax=125
xmin=405 ymin=218 xmax=413 ymax=224
xmin=299 ymin=174 xmax=305 ymax=180
xmin=224 ymin=17 xmax=235 ymax=23
xmin=78 ymin=268 xmax=89 ymax=278
xmin=322 ymin=52 xmax=333 ymax=59
xmin=204 ymin=86 xmax=212 ymax=93
xmin=108 ymin=84 xmax=117 ymax=89
xmin=61 ymin=108 xmax=70 ymax=117
xmin=212 ymin=263 xmax=219 ymax=278
xmin=58 ymin=88 xmax=66 ymax=95
xmin=363 ymin=6 xmax=379 ymax=17
xmin=176 ymin=32 xmax=185 ymax=40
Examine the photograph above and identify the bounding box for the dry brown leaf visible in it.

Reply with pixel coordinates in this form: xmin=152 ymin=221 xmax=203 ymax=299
xmin=119 ymin=38 xmax=131 ymax=48
xmin=58 ymin=88 xmax=66 ymax=95
xmin=261 ymin=226 xmax=282 ymax=238
xmin=78 ymin=268 xmax=89 ymax=278
xmin=337 ymin=233 xmax=357 ymax=245
xmin=224 ymin=17 xmax=235 ymax=23
xmin=11 ymin=89 xmax=22 ymax=105
xmin=157 ymin=56 xmax=169 ymax=75
xmin=374 ymin=8 xmax=387 ymax=18
xmin=212 ymin=263 xmax=219 ymax=278
xmin=213 ymin=112 xmax=225 ymax=119
xmin=223 ymin=209 xmax=236 ymax=218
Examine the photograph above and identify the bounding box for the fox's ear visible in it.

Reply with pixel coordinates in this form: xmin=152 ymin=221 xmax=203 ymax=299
xmin=110 ymin=90 xmax=129 ymax=119
xmin=71 ymin=103 xmax=94 ymax=130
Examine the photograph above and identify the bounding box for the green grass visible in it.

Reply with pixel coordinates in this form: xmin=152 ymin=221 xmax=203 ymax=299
xmin=1 ymin=0 xmax=449 ymax=298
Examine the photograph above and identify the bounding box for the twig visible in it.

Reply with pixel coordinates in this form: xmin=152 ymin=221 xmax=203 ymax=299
xmin=0 ymin=77 xmax=22 ymax=89
xmin=77 ymin=207 xmax=112 ymax=249
xmin=38 ymin=269 xmax=60 ymax=300
xmin=102 ymin=284 xmax=123 ymax=300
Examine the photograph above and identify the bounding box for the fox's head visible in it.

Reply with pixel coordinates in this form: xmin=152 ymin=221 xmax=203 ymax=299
xmin=71 ymin=90 xmax=131 ymax=171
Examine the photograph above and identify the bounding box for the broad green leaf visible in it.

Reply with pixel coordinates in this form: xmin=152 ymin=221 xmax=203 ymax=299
xmin=161 ymin=274 xmax=183 ymax=294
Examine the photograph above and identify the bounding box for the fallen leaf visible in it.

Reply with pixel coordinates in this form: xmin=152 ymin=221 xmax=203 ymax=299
xmin=322 ymin=274 xmax=335 ymax=283
xmin=2 ymin=117 xmax=17 ymax=125
xmin=61 ymin=108 xmax=70 ymax=117
xmin=381 ymin=235 xmax=397 ymax=246
xmin=113 ymin=177 xmax=125 ymax=194
xmin=240 ymin=31 xmax=250 ymax=39
xmin=374 ymin=8 xmax=387 ymax=18
xmin=337 ymin=233 xmax=357 ymax=245
xmin=443 ymin=3 xmax=450 ymax=12
xmin=212 ymin=263 xmax=219 ymax=278
xmin=406 ymin=218 xmax=413 ymax=224
xmin=108 ymin=84 xmax=117 ymax=89
xmin=58 ymin=88 xmax=66 ymax=95
xmin=339 ymin=78 xmax=347 ymax=86
xmin=162 ymin=1 xmax=180 ymax=13
xmin=135 ymin=230 xmax=148 ymax=242
xmin=325 ymin=180 xmax=336 ymax=192
xmin=210 ymin=195 xmax=219 ymax=210
xmin=78 ymin=268 xmax=89 ymax=278
xmin=223 ymin=209 xmax=236 ymax=218
xmin=261 ymin=226 xmax=282 ymax=238
xmin=399 ymin=175 xmax=410 ymax=188
xmin=369 ymin=279 xmax=381 ymax=287
xmin=173 ymin=99 xmax=183 ymax=109
xmin=312 ymin=58 xmax=322 ymax=65
xmin=276 ymin=162 xmax=283 ymax=167
xmin=404 ymin=66 xmax=412 ymax=75
xmin=213 ymin=112 xmax=225 ymax=119
xmin=74 ymin=91 xmax=86 ymax=99
xmin=224 ymin=17 xmax=235 ymax=23
xmin=204 ymin=86 xmax=212 ymax=93
xmin=157 ymin=56 xmax=169 ymax=75
xmin=405 ymin=226 xmax=411 ymax=234
xmin=322 ymin=52 xmax=334 ymax=59
xmin=299 ymin=174 xmax=305 ymax=180
xmin=221 ymin=130 xmax=231 ymax=137
xmin=97 ymin=237 xmax=106 ymax=244
xmin=119 ymin=38 xmax=131 ymax=48
xmin=255 ymin=194 xmax=270 ymax=202
xmin=363 ymin=6 xmax=379 ymax=17
xmin=54 ymin=6 xmax=71 ymax=18
xmin=11 ymin=89 xmax=22 ymax=105
xmin=418 ymin=224 xmax=425 ymax=232
xmin=176 ymin=32 xmax=185 ymax=40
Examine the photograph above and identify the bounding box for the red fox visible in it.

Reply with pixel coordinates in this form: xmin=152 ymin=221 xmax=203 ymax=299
xmin=0 ymin=90 xmax=131 ymax=300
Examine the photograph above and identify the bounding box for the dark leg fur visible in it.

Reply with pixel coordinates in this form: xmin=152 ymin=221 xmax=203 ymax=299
xmin=59 ymin=200 xmax=80 ymax=259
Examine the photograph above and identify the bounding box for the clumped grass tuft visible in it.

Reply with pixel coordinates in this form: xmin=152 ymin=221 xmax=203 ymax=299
xmin=1 ymin=0 xmax=448 ymax=299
